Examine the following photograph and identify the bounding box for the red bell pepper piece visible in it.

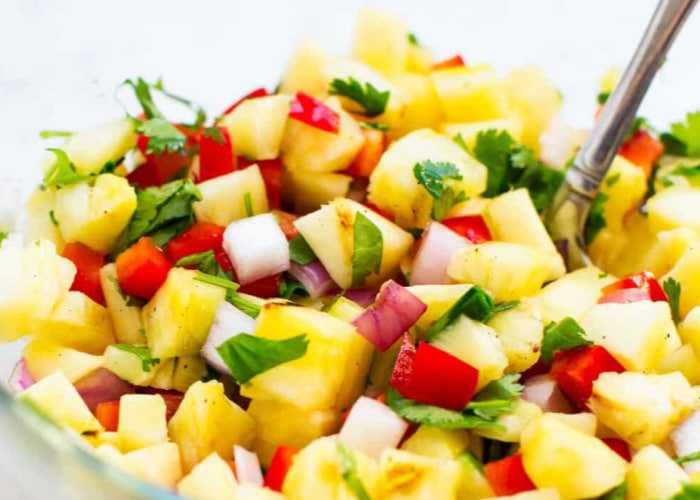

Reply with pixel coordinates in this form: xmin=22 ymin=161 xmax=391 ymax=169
xmin=95 ymin=400 xmax=120 ymax=432
xmin=62 ymin=242 xmax=106 ymax=306
xmin=289 ymin=92 xmax=340 ymax=134
xmin=115 ymin=237 xmax=172 ymax=300
xmin=619 ymin=129 xmax=664 ymax=178
xmin=237 ymin=273 xmax=281 ymax=299
xmin=484 ymin=453 xmax=536 ymax=496
xmin=264 ymin=445 xmax=299 ymax=492
xmin=390 ymin=339 xmax=479 ymax=411
xmin=164 ymin=221 xmax=231 ymax=272
xmin=602 ymin=438 xmax=631 ymax=462
xmin=550 ymin=344 xmax=626 ymax=411
xmin=598 ymin=287 xmax=654 ymax=304
xmin=238 ymin=157 xmax=283 ymax=210
xmin=127 ymin=125 xmax=198 ymax=188
xmin=442 ymin=215 xmax=492 ymax=243
xmin=220 ymin=87 xmax=269 ymax=117
xmin=433 ymin=55 xmax=466 ymax=70
xmin=598 ymin=270 xmax=667 ymax=304
xmin=271 ymin=210 xmax=300 ymax=241
xmin=389 ymin=334 xmax=418 ymax=397
xmin=345 ymin=128 xmax=386 ymax=177
xmin=197 ymin=126 xmax=236 ymax=182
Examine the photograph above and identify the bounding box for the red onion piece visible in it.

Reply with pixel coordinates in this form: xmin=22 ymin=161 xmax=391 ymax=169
xmin=201 ymin=301 xmax=256 ymax=375
xmin=8 ymin=359 xmax=34 ymax=394
xmin=521 ymin=374 xmax=574 ymax=414
xmin=233 ymin=445 xmax=263 ymax=486
xmin=351 ymin=280 xmax=427 ymax=351
xmin=411 ymin=221 xmax=471 ymax=285
xmin=288 ymin=261 xmax=335 ymax=300
xmin=342 ymin=287 xmax=377 ymax=307
xmin=74 ymin=368 xmax=135 ymax=412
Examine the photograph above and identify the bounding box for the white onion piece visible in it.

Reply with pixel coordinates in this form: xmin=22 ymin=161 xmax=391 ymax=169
xmin=8 ymin=359 xmax=34 ymax=394
xmin=223 ymin=213 xmax=290 ymax=285
xmin=351 ymin=280 xmax=427 ymax=351
xmin=539 ymin=113 xmax=585 ymax=169
xmin=411 ymin=221 xmax=471 ymax=285
xmin=201 ymin=301 xmax=256 ymax=375
xmin=74 ymin=368 xmax=135 ymax=412
xmin=233 ymin=445 xmax=264 ymax=486
xmin=522 ymin=374 xmax=574 ymax=414
xmin=672 ymin=408 xmax=700 ymax=473
xmin=343 ymin=288 xmax=377 ymax=307
xmin=339 ymin=396 xmax=409 ymax=461
xmin=288 ymin=261 xmax=335 ymax=300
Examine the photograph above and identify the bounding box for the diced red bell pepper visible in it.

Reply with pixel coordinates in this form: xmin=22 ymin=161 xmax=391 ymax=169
xmin=619 ymin=129 xmax=664 ymax=178
xmin=238 ymin=157 xmax=283 ymax=210
xmin=197 ymin=126 xmax=236 ymax=182
xmin=598 ymin=287 xmax=654 ymax=304
xmin=289 ymin=92 xmax=340 ymax=134
xmin=271 ymin=210 xmax=300 ymax=241
xmin=602 ymin=438 xmax=631 ymax=462
xmin=598 ymin=270 xmax=667 ymax=304
xmin=128 ymin=125 xmax=198 ymax=188
xmin=442 ymin=215 xmax=492 ymax=243
xmin=264 ymin=445 xmax=299 ymax=492
xmin=345 ymin=128 xmax=386 ymax=177
xmin=237 ymin=273 xmax=281 ymax=299
xmin=550 ymin=344 xmax=626 ymax=411
xmin=62 ymin=242 xmax=106 ymax=306
xmin=433 ymin=55 xmax=466 ymax=70
xmin=389 ymin=334 xmax=418 ymax=397
xmin=115 ymin=237 xmax=172 ymax=300
xmin=220 ymin=87 xmax=269 ymax=117
xmin=164 ymin=221 xmax=230 ymax=272
xmin=137 ymin=387 xmax=184 ymax=421
xmin=390 ymin=339 xmax=479 ymax=411
xmin=484 ymin=453 xmax=536 ymax=496
xmin=95 ymin=400 xmax=120 ymax=432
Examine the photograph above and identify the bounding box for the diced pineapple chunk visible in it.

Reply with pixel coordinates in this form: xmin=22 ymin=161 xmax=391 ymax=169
xmin=589 ymin=371 xmax=697 ymax=449
xmin=579 ymin=301 xmax=681 ymax=372
xmin=474 ymin=400 xmax=542 ymax=443
xmin=142 ymin=267 xmax=225 ymax=358
xmin=240 ymin=302 xmax=366 ymax=410
xmin=400 ymin=425 xmax=470 ymax=460
xmin=376 ymin=448 xmax=462 ymax=499
xmin=367 ymin=129 xmax=488 ymax=229
xmin=626 ymin=445 xmax=687 ymax=500
xmin=648 ymin=187 xmax=700 ymax=234
xmin=664 ymin=242 xmax=700 ymax=319
xmin=587 ymin=227 xmax=630 ymax=273
xmin=99 ymin=263 xmax=145 ymax=345
xmin=125 ymin=442 xmax=183 ymax=490
xmin=193 ymin=165 xmax=269 ymax=227
xmin=387 ymin=73 xmax=443 ymax=141
xmin=118 ymin=394 xmax=167 ymax=452
xmin=448 ymin=242 xmax=552 ymax=302
xmin=35 ymin=291 xmax=114 ymax=355
xmin=0 ymin=238 xmax=75 ymax=342
xmin=287 ymin=170 xmax=352 ymax=214
xmin=24 ymin=189 xmax=65 ymax=252
xmin=293 ymin=198 xmax=413 ymax=289
xmin=680 ymin=306 xmax=700 ymax=358
xmin=247 ymin=399 xmax=341 ymax=467
xmin=644 ymin=227 xmax=699 ymax=278
xmin=153 ymin=356 xmax=208 ymax=393
xmin=440 ymin=117 xmax=524 ymax=149
xmin=405 ymin=284 xmax=473 ymax=336
xmin=491 ymin=490 xmax=561 ymax=500
xmin=405 ymin=42 xmax=434 ymax=74
xmin=430 ymin=65 xmax=511 ymax=123
xmin=177 ymin=452 xmax=238 ymax=500
xmin=18 ymin=371 xmax=102 ymax=434
xmin=23 ymin=339 xmax=103 ymax=383
xmin=487 ymin=299 xmax=543 ymax=373
xmin=278 ymin=38 xmax=330 ymax=96
xmin=168 ymin=380 xmax=255 ymax=472
xmin=234 ymin=484 xmax=285 ymax=499
xmin=220 ymin=95 xmax=291 ymax=160
xmin=521 ymin=413 xmax=627 ymax=500
xmin=53 ymin=174 xmax=137 ymax=254
xmin=351 ymin=8 xmax=409 ymax=75
xmin=282 ymin=97 xmax=364 ymax=173
xmin=596 ymin=156 xmax=648 ymax=233
xmin=103 ymin=344 xmax=155 ymax=386
xmin=457 ymin=454 xmax=495 ymax=499
xmin=656 ymin=344 xmax=700 ymax=385
xmin=547 ymin=412 xmax=597 ymax=436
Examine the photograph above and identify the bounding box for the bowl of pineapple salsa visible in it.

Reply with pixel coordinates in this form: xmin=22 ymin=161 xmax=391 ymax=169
xmin=4 ymin=5 xmax=700 ymax=499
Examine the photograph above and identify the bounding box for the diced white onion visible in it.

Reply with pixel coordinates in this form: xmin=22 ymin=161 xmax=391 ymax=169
xmin=8 ymin=358 xmax=34 ymax=394
xmin=539 ymin=113 xmax=585 ymax=169
xmin=672 ymin=408 xmax=700 ymax=474
xmin=200 ymin=301 xmax=256 ymax=375
xmin=522 ymin=374 xmax=574 ymax=414
xmin=411 ymin=221 xmax=471 ymax=285
xmin=233 ymin=445 xmax=264 ymax=486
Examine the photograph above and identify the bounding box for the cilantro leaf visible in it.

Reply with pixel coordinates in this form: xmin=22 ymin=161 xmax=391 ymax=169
xmin=279 ymin=275 xmax=308 ymax=300
xmin=407 ymin=32 xmax=420 ymax=45
xmin=49 ymin=210 xmax=59 ymax=228
xmin=351 ymin=212 xmax=383 ymax=287
xmin=289 ymin=235 xmax=317 ymax=265
xmin=359 ymin=121 xmax=389 ymax=131
xmin=194 ymin=271 xmax=239 ymax=291
xmin=598 ymin=483 xmax=627 ymax=500
xmin=243 ymin=192 xmax=254 ymax=217
xmin=0 ymin=232 xmax=7 ymax=246
xmin=431 ymin=187 xmax=467 ymax=221
xmin=663 ymin=277 xmax=682 ymax=325
xmin=175 ymin=250 xmax=229 ymax=279
xmin=473 ymin=374 xmax=523 ymax=402
xmin=661 ymin=111 xmax=700 ymax=157
xmin=662 ymin=164 xmax=700 ymax=187
xmin=413 ymin=160 xmax=467 ymax=221
xmin=136 ymin=118 xmax=186 ymax=155
xmin=216 ymin=333 xmax=309 ymax=385
xmin=459 ymin=452 xmax=485 ymax=475
xmin=597 ymin=92 xmax=610 ymax=105
xmin=112 ymin=179 xmax=202 ymax=256
xmin=584 ymin=192 xmax=609 ymax=245
xmin=540 ymin=317 xmax=592 ymax=364
xmin=473 ymin=129 xmax=516 ymax=196
xmin=202 ymin=126 xmax=225 ymax=144
xmin=192 ymin=271 xmax=262 ymax=318
xmin=39 ymin=130 xmax=74 ymax=139
xmin=675 ymin=450 xmax=700 ymax=465
xmin=669 ymin=483 xmax=700 ymax=500
xmin=336 ymin=444 xmax=372 ymax=500
xmin=113 ymin=344 xmax=160 ymax=372
xmin=329 ymin=77 xmax=390 ymax=117
xmin=42 ymin=149 xmax=92 ymax=188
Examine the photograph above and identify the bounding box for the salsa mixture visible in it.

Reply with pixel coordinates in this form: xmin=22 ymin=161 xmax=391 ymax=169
xmin=3 ymin=7 xmax=700 ymax=500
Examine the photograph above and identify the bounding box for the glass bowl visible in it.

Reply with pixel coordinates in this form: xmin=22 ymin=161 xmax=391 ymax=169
xmin=2 ymin=0 xmax=700 ymax=498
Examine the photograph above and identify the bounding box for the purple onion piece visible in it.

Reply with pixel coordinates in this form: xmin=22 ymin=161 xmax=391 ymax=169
xmin=74 ymin=368 xmax=135 ymax=412
xmin=288 ymin=260 xmax=335 ymax=300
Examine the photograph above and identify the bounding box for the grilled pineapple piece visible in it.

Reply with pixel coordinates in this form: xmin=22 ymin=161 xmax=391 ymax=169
xmin=376 ymin=448 xmax=462 ymax=499
xmin=487 ymin=299 xmax=543 ymax=373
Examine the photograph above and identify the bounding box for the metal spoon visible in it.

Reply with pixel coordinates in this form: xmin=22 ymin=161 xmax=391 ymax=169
xmin=546 ymin=0 xmax=697 ymax=269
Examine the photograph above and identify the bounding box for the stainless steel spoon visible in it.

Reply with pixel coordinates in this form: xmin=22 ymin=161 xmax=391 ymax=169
xmin=546 ymin=0 xmax=697 ymax=269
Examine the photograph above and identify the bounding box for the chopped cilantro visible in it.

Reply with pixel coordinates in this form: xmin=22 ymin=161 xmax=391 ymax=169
xmin=329 ymin=77 xmax=390 ymax=117
xmin=136 ymin=118 xmax=187 ymax=155
xmin=453 ymin=133 xmax=470 ymax=153
xmin=584 ymin=192 xmax=609 ymax=245
xmin=195 ymin=272 xmax=262 ymax=318
xmin=336 ymin=444 xmax=372 ymax=500
xmin=176 ymin=250 xmax=229 ymax=279
xmin=413 ymin=160 xmax=468 ymax=221
xmin=662 ymin=164 xmax=700 ymax=187
xmin=42 ymin=149 xmax=92 ymax=188
xmin=407 ymin=32 xmax=420 ymax=45
xmin=458 ymin=452 xmax=485 ymax=475
xmin=675 ymin=450 xmax=700 ymax=465
xmin=194 ymin=272 xmax=239 ymax=292
xmin=540 ymin=317 xmax=592 ymax=364
xmin=359 ymin=121 xmax=389 ymax=131
xmin=113 ymin=344 xmax=159 ymax=372
xmin=660 ymin=111 xmax=700 ymax=157
xmin=0 ymin=232 xmax=7 ymax=246
xmin=467 ymin=374 xmax=523 ymax=420
xmin=202 ymin=125 xmax=225 ymax=144
xmin=605 ymin=172 xmax=621 ymax=188
xmin=216 ymin=333 xmax=309 ymax=385
xmin=663 ymin=277 xmax=682 ymax=325
xmin=597 ymin=92 xmax=610 ymax=105
xmin=668 ymin=483 xmax=700 ymax=500
xmin=351 ymin=212 xmax=383 ymax=287
xmin=48 ymin=210 xmax=59 ymax=227
xmin=598 ymin=483 xmax=627 ymax=500
xmin=279 ymin=275 xmax=308 ymax=300
xmin=39 ymin=130 xmax=73 ymax=139
xmin=289 ymin=235 xmax=317 ymax=265
xmin=244 ymin=192 xmax=254 ymax=217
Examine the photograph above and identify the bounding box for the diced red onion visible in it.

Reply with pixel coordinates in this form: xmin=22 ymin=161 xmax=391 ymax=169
xmin=201 ymin=301 xmax=256 ymax=375
xmin=233 ymin=445 xmax=263 ymax=486
xmin=339 ymin=396 xmax=409 ymax=461
xmin=411 ymin=221 xmax=471 ymax=285
xmin=343 ymin=287 xmax=377 ymax=307
xmin=521 ymin=374 xmax=574 ymax=414
xmin=351 ymin=280 xmax=427 ymax=352
xmin=672 ymin=408 xmax=700 ymax=474
xmin=74 ymin=368 xmax=135 ymax=412
xmin=223 ymin=213 xmax=290 ymax=285
xmin=288 ymin=261 xmax=335 ymax=300
xmin=8 ymin=358 xmax=34 ymax=394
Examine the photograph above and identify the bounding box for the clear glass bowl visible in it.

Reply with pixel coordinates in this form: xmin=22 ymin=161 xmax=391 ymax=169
xmin=2 ymin=0 xmax=700 ymax=498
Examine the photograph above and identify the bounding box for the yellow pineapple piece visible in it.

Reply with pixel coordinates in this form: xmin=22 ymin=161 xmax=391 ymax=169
xmin=125 ymin=442 xmax=183 ymax=490
xmin=99 ymin=263 xmax=145 ymax=345
xmin=278 ymin=38 xmax=330 ymax=96
xmin=376 ymin=448 xmax=462 ymax=499
xmin=626 ymin=445 xmax=688 ymax=500
xmin=487 ymin=299 xmax=543 ymax=373
xmin=287 ymin=170 xmax=352 ymax=214
xmin=103 ymin=344 xmax=155 ymax=386
xmin=351 ymin=8 xmax=409 ymax=76
xmin=177 ymin=452 xmax=238 ymax=500
xmin=118 ymin=394 xmax=168 ymax=452
xmin=587 ymin=227 xmax=630 ymax=273
xmin=405 ymin=40 xmax=434 ymax=74
xmin=680 ymin=306 xmax=700 ymax=358
xmin=387 ymin=73 xmax=443 ymax=141
xmin=440 ymin=117 xmax=524 ymax=150
xmin=656 ymin=344 xmax=700 ymax=385
xmin=24 ymin=189 xmax=65 ymax=252
xmin=664 ymin=242 xmax=700 ymax=319
xmin=547 ymin=412 xmax=597 ymax=436
xmin=405 ymin=284 xmax=472 ymax=336
xmin=648 ymin=187 xmax=700 ymax=234
xmin=644 ymin=228 xmax=699 ymax=278
xmin=23 ymin=339 xmax=103 ymax=383
xmin=474 ymin=400 xmax=542 ymax=442
xmin=400 ymin=425 xmax=470 ymax=460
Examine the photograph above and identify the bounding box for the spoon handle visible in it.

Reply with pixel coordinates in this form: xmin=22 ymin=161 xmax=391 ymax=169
xmin=567 ymin=0 xmax=697 ymax=198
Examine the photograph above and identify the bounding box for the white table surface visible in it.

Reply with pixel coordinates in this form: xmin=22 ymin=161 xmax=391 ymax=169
xmin=2 ymin=0 xmax=700 ymax=497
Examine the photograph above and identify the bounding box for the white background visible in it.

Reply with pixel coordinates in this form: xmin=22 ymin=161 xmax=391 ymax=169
xmin=1 ymin=0 xmax=700 ymax=497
